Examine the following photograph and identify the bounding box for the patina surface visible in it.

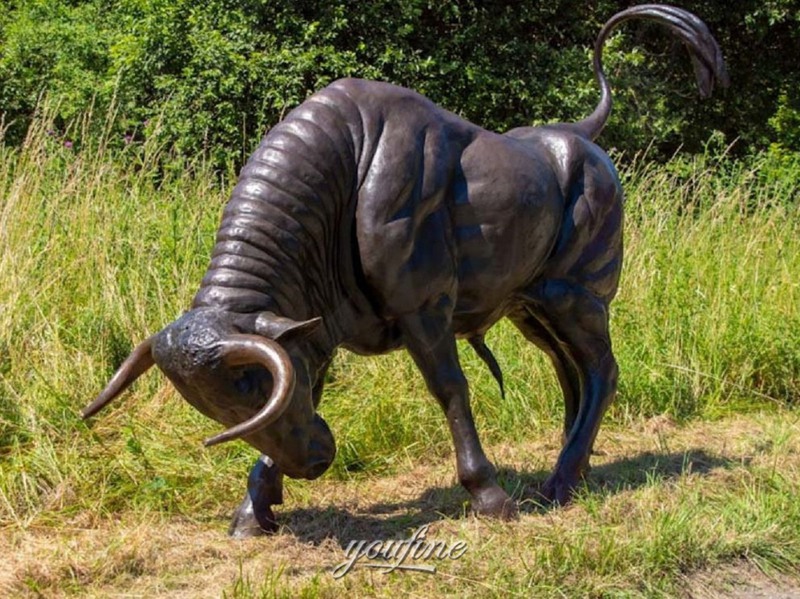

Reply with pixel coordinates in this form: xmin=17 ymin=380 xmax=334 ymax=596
xmin=82 ymin=4 xmax=728 ymax=537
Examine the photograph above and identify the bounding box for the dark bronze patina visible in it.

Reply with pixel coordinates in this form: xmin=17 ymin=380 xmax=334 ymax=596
xmin=82 ymin=5 xmax=728 ymax=537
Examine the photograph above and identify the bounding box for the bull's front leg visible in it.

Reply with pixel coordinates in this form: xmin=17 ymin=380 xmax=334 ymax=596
xmin=399 ymin=305 xmax=517 ymax=519
xmin=228 ymin=358 xmax=331 ymax=537
xmin=229 ymin=454 xmax=283 ymax=538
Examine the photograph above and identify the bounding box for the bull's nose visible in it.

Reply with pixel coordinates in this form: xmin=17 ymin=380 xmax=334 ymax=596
xmin=302 ymin=436 xmax=335 ymax=480
xmin=305 ymin=459 xmax=330 ymax=480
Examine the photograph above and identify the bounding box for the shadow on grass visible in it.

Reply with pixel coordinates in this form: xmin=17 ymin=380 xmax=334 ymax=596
xmin=277 ymin=448 xmax=743 ymax=546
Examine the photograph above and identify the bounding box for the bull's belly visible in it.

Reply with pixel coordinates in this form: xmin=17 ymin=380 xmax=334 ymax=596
xmin=451 ymin=304 xmax=511 ymax=338
xmin=341 ymin=301 xmax=516 ymax=352
xmin=339 ymin=281 xmax=518 ymax=353
xmin=449 ymin=269 xmax=536 ymax=336
xmin=341 ymin=307 xmax=507 ymax=353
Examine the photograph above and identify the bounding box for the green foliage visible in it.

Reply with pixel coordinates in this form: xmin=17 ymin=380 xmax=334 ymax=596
xmin=1 ymin=1 xmax=799 ymax=166
xmin=770 ymin=93 xmax=800 ymax=150
xmin=0 ymin=1 xmax=116 ymax=141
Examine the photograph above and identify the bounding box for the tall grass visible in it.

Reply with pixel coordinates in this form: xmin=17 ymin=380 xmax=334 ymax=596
xmin=1 ymin=111 xmax=798 ymax=528
xmin=613 ymin=149 xmax=800 ymax=419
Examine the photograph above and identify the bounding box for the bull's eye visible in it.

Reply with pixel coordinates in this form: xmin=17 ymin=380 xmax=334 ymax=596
xmin=233 ymin=369 xmax=273 ymax=395
xmin=234 ymin=370 xmax=255 ymax=394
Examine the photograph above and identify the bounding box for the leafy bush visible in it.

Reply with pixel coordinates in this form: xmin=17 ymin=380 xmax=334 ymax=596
xmin=1 ymin=1 xmax=799 ymax=166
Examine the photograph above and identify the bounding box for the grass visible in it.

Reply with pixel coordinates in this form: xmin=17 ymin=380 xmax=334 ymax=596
xmin=3 ymin=414 xmax=799 ymax=597
xmin=1 ymin=112 xmax=800 ymax=596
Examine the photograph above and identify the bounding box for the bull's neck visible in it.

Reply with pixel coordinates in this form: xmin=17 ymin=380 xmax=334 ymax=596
xmin=191 ymin=108 xmax=366 ymax=360
xmin=191 ymin=193 xmax=353 ymax=359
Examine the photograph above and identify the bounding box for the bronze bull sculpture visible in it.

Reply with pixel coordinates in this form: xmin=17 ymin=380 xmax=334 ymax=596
xmin=82 ymin=4 xmax=728 ymax=537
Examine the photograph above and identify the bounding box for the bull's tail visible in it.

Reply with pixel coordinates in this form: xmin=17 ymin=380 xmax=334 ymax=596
xmin=572 ymin=4 xmax=729 ymax=141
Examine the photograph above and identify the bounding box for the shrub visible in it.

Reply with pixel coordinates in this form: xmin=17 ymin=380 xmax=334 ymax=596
xmin=1 ymin=1 xmax=798 ymax=166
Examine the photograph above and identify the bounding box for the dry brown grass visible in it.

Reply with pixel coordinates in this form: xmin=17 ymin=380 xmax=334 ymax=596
xmin=685 ymin=562 xmax=800 ymax=599
xmin=3 ymin=412 xmax=799 ymax=598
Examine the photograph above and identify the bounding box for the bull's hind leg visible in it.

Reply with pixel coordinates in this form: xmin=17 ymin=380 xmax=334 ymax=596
xmin=524 ymin=281 xmax=618 ymax=504
xmin=398 ymin=303 xmax=517 ymax=519
xmin=511 ymin=312 xmax=581 ymax=446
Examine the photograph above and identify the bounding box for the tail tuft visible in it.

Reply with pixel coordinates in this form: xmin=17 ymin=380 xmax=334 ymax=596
xmin=572 ymin=4 xmax=728 ymax=141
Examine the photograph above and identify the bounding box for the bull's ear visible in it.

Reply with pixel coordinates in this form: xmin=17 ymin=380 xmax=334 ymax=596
xmin=254 ymin=312 xmax=323 ymax=343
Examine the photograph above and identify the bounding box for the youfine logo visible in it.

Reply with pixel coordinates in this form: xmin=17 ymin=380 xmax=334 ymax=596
xmin=332 ymin=524 xmax=468 ymax=578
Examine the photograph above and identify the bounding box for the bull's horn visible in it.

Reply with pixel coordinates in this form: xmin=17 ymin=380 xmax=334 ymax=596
xmin=81 ymin=336 xmax=156 ymax=418
xmin=203 ymin=334 xmax=295 ymax=447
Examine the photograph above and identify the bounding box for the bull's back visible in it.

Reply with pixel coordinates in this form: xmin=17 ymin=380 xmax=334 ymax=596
xmin=332 ymin=79 xmax=564 ymax=330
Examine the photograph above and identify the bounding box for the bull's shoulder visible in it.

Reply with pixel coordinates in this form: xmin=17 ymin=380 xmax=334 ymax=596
xmin=323 ymin=77 xmax=413 ymax=99
xmin=322 ymin=79 xmax=481 ymax=135
xmin=323 ymin=78 xmax=444 ymax=110
xmin=313 ymin=78 xmax=431 ymax=119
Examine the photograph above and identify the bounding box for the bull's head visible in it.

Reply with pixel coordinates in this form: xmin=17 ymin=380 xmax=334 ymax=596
xmin=81 ymin=308 xmax=335 ymax=480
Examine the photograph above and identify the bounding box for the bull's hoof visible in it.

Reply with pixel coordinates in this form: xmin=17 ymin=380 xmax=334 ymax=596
xmin=472 ymin=486 xmax=518 ymax=520
xmin=228 ymin=501 xmax=279 ymax=538
xmin=540 ymin=470 xmax=581 ymax=506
